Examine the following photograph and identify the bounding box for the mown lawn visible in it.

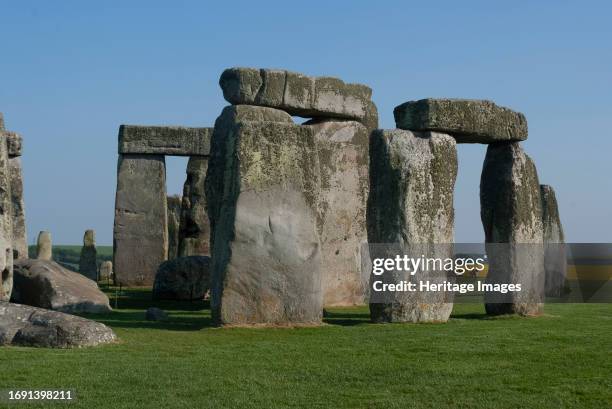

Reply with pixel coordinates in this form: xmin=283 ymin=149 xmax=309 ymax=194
xmin=1 ymin=289 xmax=610 ymax=409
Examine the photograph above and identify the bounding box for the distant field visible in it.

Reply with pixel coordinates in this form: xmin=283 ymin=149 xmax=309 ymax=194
xmin=27 ymin=245 xmax=113 ymax=271
xmin=1 ymin=290 xmax=610 ymax=409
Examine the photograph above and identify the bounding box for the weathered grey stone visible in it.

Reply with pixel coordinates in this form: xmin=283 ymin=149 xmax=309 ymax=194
xmin=153 ymin=256 xmax=210 ymax=300
xmin=167 ymin=195 xmax=182 ymax=259
xmin=118 ymin=125 xmax=212 ymax=156
xmin=303 ymin=119 xmax=369 ymax=306
xmin=36 ymin=231 xmax=52 ymax=260
xmin=540 ymin=185 xmax=567 ymax=297
xmin=207 ymin=109 xmax=323 ymax=326
xmin=367 ymin=129 xmax=457 ymax=323
xmin=0 ymin=136 xmax=13 ymax=301
xmin=5 ymin=131 xmax=22 ymax=157
xmin=99 ymin=260 xmax=113 ymax=282
xmin=12 ymin=259 xmax=112 ymax=314
xmin=113 ymin=154 xmax=168 ymax=286
xmin=205 ymin=105 xmax=293 ymax=252
xmin=178 ymin=158 xmax=210 ymax=257
xmin=0 ymin=113 xmax=4 ymax=131
xmin=0 ymin=302 xmax=116 ymax=348
xmin=219 ymin=67 xmax=377 ymax=128
xmin=8 ymin=156 xmax=27 ymax=259
xmin=394 ymin=99 xmax=528 ymax=144
xmin=480 ymin=142 xmax=544 ymax=316
xmin=79 ymin=229 xmax=97 ymax=281
xmin=145 ymin=307 xmax=168 ymax=321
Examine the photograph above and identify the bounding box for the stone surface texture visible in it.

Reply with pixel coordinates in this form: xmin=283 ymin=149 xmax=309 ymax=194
xmin=118 ymin=125 xmax=212 ymax=156
xmin=167 ymin=195 xmax=182 ymax=259
xmin=0 ymin=136 xmax=13 ymax=301
xmin=145 ymin=307 xmax=168 ymax=321
xmin=79 ymin=229 xmax=97 ymax=281
xmin=178 ymin=158 xmax=210 ymax=257
xmin=367 ymin=129 xmax=457 ymax=323
xmin=394 ymin=98 xmax=527 ymax=144
xmin=152 ymin=256 xmax=211 ymax=300
xmin=219 ymin=67 xmax=378 ymax=129
xmin=304 ymin=119 xmax=369 ymax=306
xmin=540 ymin=184 xmax=567 ymax=297
xmin=99 ymin=260 xmax=113 ymax=282
xmin=5 ymin=131 xmax=23 ymax=157
xmin=36 ymin=231 xmax=52 ymax=260
xmin=480 ymin=142 xmax=544 ymax=316
xmin=0 ymin=301 xmax=116 ymax=348
xmin=113 ymin=154 xmax=168 ymax=286
xmin=8 ymin=156 xmax=27 ymax=259
xmin=206 ymin=105 xmax=323 ymax=326
xmin=11 ymin=259 xmax=112 ymax=314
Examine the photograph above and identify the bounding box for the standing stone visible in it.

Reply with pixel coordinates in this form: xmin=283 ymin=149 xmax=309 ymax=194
xmin=480 ymin=142 xmax=544 ymax=316
xmin=8 ymin=157 xmax=26 ymax=259
xmin=178 ymin=158 xmax=210 ymax=257
xmin=394 ymin=99 xmax=528 ymax=144
xmin=540 ymin=185 xmax=566 ymax=297
xmin=206 ymin=105 xmax=322 ymax=326
xmin=99 ymin=260 xmax=113 ymax=282
xmin=79 ymin=229 xmax=97 ymax=281
xmin=167 ymin=195 xmax=182 ymax=259
xmin=36 ymin=231 xmax=52 ymax=261
xmin=367 ymin=130 xmax=457 ymax=323
xmin=113 ymin=154 xmax=168 ymax=286
xmin=304 ymin=119 xmax=369 ymax=306
xmin=0 ymin=133 xmax=13 ymax=301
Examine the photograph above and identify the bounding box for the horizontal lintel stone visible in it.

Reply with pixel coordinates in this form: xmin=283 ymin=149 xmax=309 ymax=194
xmin=119 ymin=125 xmax=213 ymax=156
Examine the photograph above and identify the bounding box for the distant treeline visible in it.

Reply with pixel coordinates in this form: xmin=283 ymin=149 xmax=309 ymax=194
xmin=27 ymin=245 xmax=113 ymax=272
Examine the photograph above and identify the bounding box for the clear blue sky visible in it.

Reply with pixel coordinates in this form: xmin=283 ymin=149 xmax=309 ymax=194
xmin=1 ymin=1 xmax=611 ymax=245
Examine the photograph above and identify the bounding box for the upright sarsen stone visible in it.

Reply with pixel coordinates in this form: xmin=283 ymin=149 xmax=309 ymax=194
xmin=367 ymin=130 xmax=457 ymax=323
xmin=178 ymin=158 xmax=210 ymax=257
xmin=167 ymin=195 xmax=182 ymax=259
xmin=8 ymin=156 xmax=26 ymax=259
xmin=79 ymin=229 xmax=97 ymax=281
xmin=113 ymin=154 xmax=167 ymax=286
xmin=36 ymin=231 xmax=52 ymax=260
xmin=540 ymin=185 xmax=567 ymax=297
xmin=0 ymin=135 xmax=13 ymax=301
xmin=304 ymin=119 xmax=369 ymax=306
xmin=207 ymin=106 xmax=322 ymax=326
xmin=480 ymin=142 xmax=544 ymax=316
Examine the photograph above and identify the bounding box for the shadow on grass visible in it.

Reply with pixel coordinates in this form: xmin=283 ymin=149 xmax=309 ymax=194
xmin=323 ymin=309 xmax=371 ymax=326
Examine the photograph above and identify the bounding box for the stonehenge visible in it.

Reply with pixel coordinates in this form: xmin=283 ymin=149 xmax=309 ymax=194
xmin=167 ymin=195 xmax=182 ymax=260
xmin=79 ymin=229 xmax=97 ymax=281
xmin=153 ymin=256 xmax=211 ymax=300
xmin=113 ymin=126 xmax=213 ymax=286
xmin=178 ymin=158 xmax=210 ymax=257
xmin=541 ymin=185 xmax=567 ymax=297
xmin=99 ymin=260 xmax=113 ymax=282
xmin=367 ymin=130 xmax=457 ymax=323
xmin=36 ymin=231 xmax=52 ymax=260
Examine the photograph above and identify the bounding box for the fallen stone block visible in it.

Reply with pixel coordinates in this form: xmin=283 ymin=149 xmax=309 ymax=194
xmin=153 ymin=256 xmax=210 ymax=300
xmin=480 ymin=142 xmax=544 ymax=315
xmin=12 ymin=259 xmax=112 ymax=314
xmin=118 ymin=125 xmax=212 ymax=156
xmin=394 ymin=98 xmax=527 ymax=143
xmin=0 ymin=302 xmax=116 ymax=348
xmin=367 ymin=129 xmax=457 ymax=323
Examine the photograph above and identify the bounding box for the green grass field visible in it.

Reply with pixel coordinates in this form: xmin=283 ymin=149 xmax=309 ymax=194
xmin=1 ymin=289 xmax=610 ymax=409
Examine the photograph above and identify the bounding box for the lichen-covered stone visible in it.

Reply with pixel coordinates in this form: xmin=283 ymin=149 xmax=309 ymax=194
xmin=113 ymin=154 xmax=168 ymax=286
xmin=99 ymin=260 xmax=113 ymax=282
xmin=167 ymin=195 xmax=182 ymax=259
xmin=0 ymin=113 xmax=4 ymax=131
xmin=304 ymin=119 xmax=369 ymax=306
xmin=0 ymin=302 xmax=116 ymax=348
xmin=12 ymin=259 xmax=112 ymax=314
xmin=8 ymin=157 xmax=27 ymax=259
xmin=0 ymin=135 xmax=13 ymax=301
xmin=540 ymin=185 xmax=566 ymax=297
xmin=219 ymin=67 xmax=377 ymax=129
xmin=118 ymin=125 xmax=212 ymax=156
xmin=5 ymin=131 xmax=22 ymax=157
xmin=36 ymin=231 xmax=52 ymax=260
xmin=394 ymin=98 xmax=528 ymax=144
xmin=207 ymin=109 xmax=322 ymax=326
xmin=480 ymin=142 xmax=544 ymax=316
xmin=79 ymin=229 xmax=97 ymax=281
xmin=153 ymin=256 xmax=210 ymax=300
xmin=367 ymin=130 xmax=457 ymax=323
xmin=178 ymin=158 xmax=210 ymax=257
